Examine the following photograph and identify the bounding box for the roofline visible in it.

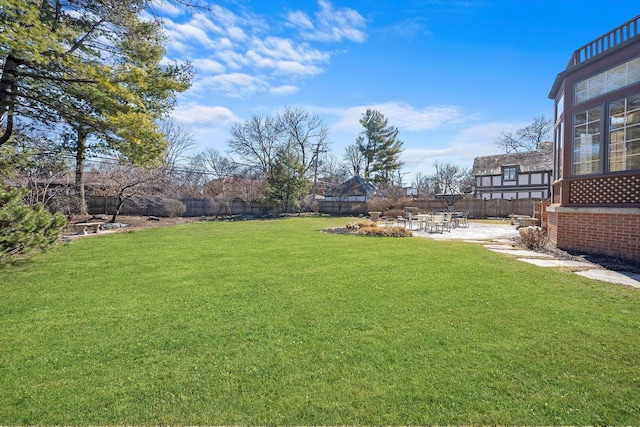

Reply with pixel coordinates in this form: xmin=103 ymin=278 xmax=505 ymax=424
xmin=549 ymin=15 xmax=640 ymax=99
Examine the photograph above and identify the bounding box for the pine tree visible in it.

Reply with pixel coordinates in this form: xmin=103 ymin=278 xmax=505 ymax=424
xmin=0 ymin=0 xmax=193 ymax=212
xmin=264 ymin=145 xmax=309 ymax=213
xmin=355 ymin=109 xmax=404 ymax=184
xmin=0 ymin=187 xmax=67 ymax=261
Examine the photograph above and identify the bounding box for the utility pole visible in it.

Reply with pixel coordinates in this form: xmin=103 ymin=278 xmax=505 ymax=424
xmin=311 ymin=142 xmax=325 ymax=201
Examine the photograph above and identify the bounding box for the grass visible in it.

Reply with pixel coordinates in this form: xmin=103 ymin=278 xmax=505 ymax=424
xmin=1 ymin=217 xmax=639 ymax=425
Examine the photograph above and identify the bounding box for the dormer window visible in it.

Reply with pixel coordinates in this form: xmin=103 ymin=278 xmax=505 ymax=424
xmin=502 ymin=166 xmax=517 ymax=181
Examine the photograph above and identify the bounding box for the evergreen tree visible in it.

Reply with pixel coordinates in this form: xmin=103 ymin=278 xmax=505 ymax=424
xmin=355 ymin=109 xmax=404 ymax=184
xmin=0 ymin=186 xmax=67 ymax=261
xmin=0 ymin=0 xmax=193 ymax=212
xmin=264 ymin=145 xmax=309 ymax=213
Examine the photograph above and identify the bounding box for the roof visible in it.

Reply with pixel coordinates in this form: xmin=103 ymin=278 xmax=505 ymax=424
xmin=325 ymin=175 xmax=378 ymax=197
xmin=472 ymin=142 xmax=553 ymax=176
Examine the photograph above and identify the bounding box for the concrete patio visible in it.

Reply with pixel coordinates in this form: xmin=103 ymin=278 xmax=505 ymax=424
xmin=409 ymin=220 xmax=640 ymax=289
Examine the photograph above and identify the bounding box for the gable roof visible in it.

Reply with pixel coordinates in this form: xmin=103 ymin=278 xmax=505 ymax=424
xmin=325 ymin=175 xmax=378 ymax=197
xmin=472 ymin=142 xmax=553 ymax=176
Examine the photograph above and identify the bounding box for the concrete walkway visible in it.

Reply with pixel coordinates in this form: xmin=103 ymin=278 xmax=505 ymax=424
xmin=410 ymin=221 xmax=640 ymax=289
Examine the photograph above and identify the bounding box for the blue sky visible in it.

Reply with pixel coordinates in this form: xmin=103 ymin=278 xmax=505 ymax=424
xmin=152 ymin=0 xmax=638 ymax=183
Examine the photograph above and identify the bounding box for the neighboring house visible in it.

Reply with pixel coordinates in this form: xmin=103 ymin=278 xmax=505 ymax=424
xmin=324 ymin=176 xmax=378 ymax=202
xmin=404 ymin=186 xmax=418 ymax=197
xmin=547 ymin=15 xmax=640 ymax=261
xmin=471 ymin=142 xmax=553 ymax=200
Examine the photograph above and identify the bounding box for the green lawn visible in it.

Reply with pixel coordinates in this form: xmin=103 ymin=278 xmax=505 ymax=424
xmin=1 ymin=217 xmax=639 ymax=425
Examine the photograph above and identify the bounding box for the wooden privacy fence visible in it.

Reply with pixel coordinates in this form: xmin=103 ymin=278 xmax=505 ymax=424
xmin=318 ymin=198 xmax=542 ymax=218
xmin=88 ymin=196 xmax=544 ymax=219
xmin=87 ymin=196 xmax=263 ymax=217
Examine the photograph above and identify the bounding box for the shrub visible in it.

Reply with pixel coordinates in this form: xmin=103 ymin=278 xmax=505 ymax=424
xmin=518 ymin=226 xmax=549 ymax=250
xmin=357 ymin=225 xmax=412 ymax=237
xmin=0 ymin=187 xmax=67 ymax=261
xmin=161 ymin=198 xmax=186 ymax=218
xmin=354 ymin=219 xmax=376 ymax=229
xmin=384 ymin=208 xmax=404 ymax=219
xmin=366 ymin=197 xmax=390 ymax=213
xmin=344 ymin=220 xmax=412 ymax=237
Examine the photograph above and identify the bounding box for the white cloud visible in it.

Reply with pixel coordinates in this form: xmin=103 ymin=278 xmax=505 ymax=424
xmin=227 ymin=26 xmax=247 ymax=42
xmin=216 ymin=49 xmax=248 ymax=70
xmin=289 ymin=0 xmax=366 ymax=43
xmin=192 ymin=58 xmax=226 ymax=74
xmin=327 ymin=102 xmax=466 ymax=132
xmin=400 ymin=120 xmax=530 ymax=174
xmin=201 ymin=73 xmax=270 ymax=98
xmin=172 ymin=104 xmax=241 ymax=126
xmin=159 ymin=1 xmax=366 ymax=101
xmin=270 ymin=85 xmax=299 ymax=96
xmin=163 ymin=19 xmax=215 ymax=47
xmin=149 ymin=0 xmax=182 ymax=17
xmin=286 ymin=11 xmax=314 ymax=30
xmin=246 ymin=36 xmax=329 ymax=75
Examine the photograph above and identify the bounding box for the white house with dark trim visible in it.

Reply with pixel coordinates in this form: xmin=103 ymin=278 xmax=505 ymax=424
xmin=471 ymin=142 xmax=553 ymax=200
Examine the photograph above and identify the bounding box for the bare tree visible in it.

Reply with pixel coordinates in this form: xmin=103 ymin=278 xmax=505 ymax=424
xmin=227 ymin=114 xmax=281 ymax=176
xmin=497 ymin=115 xmax=552 ymax=153
xmin=318 ymin=154 xmax=348 ymax=192
xmin=430 ymin=161 xmax=469 ymax=195
xmin=161 ymin=118 xmax=195 ymax=170
xmin=278 ymin=106 xmax=329 ymax=177
xmin=92 ymin=162 xmax=163 ymax=223
xmin=343 ymin=144 xmax=365 ymax=177
xmin=411 ymin=171 xmax=430 ymax=198
xmin=198 ymin=148 xmax=240 ymax=216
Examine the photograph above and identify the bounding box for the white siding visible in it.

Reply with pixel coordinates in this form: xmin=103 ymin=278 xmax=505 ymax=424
xmin=530 ymin=173 xmax=542 ymax=184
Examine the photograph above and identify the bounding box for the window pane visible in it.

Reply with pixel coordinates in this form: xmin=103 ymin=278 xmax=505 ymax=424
xmin=628 ymin=57 xmax=640 ymax=72
xmin=588 ymin=74 xmax=606 ymax=98
xmin=629 ymin=72 xmax=640 ymax=86
xmin=627 ymin=124 xmax=640 ymax=140
xmin=607 ymin=64 xmax=627 ymax=91
xmin=627 ymin=94 xmax=640 ymax=111
xmin=608 ymin=94 xmax=640 ymax=172
xmin=574 ymin=56 xmax=640 ymax=104
xmin=573 ymin=107 xmax=601 ymax=175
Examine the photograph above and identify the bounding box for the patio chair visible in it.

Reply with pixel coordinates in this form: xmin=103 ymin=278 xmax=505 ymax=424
xmin=442 ymin=212 xmax=454 ymax=232
xmin=403 ymin=210 xmax=419 ymax=230
xmin=430 ymin=213 xmax=447 ymax=233
xmin=458 ymin=211 xmax=469 ymax=228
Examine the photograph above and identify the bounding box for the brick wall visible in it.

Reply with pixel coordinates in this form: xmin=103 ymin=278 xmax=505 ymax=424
xmin=533 ymin=200 xmax=551 ymax=228
xmin=546 ymin=205 xmax=640 ymax=261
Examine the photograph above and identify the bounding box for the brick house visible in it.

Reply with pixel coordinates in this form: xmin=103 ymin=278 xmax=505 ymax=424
xmin=472 ymin=142 xmax=553 ymax=200
xmin=547 ymin=15 xmax=640 ymax=261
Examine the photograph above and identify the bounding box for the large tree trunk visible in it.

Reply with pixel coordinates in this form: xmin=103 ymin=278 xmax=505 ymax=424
xmin=0 ymin=55 xmax=18 ymax=145
xmin=75 ymin=127 xmax=88 ymax=215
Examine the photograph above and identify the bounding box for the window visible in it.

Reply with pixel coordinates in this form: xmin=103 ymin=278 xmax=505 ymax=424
xmin=554 ymin=122 xmax=563 ymax=180
xmin=502 ymin=166 xmax=517 ymax=181
xmin=555 ymin=93 xmax=564 ymax=121
xmin=572 ymin=107 xmax=601 ymax=175
xmin=574 ymin=56 xmax=640 ymax=104
xmin=609 ymin=94 xmax=640 ymax=172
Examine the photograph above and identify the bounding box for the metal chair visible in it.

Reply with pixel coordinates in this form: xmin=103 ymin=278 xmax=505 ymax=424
xmin=430 ymin=213 xmax=447 ymax=233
